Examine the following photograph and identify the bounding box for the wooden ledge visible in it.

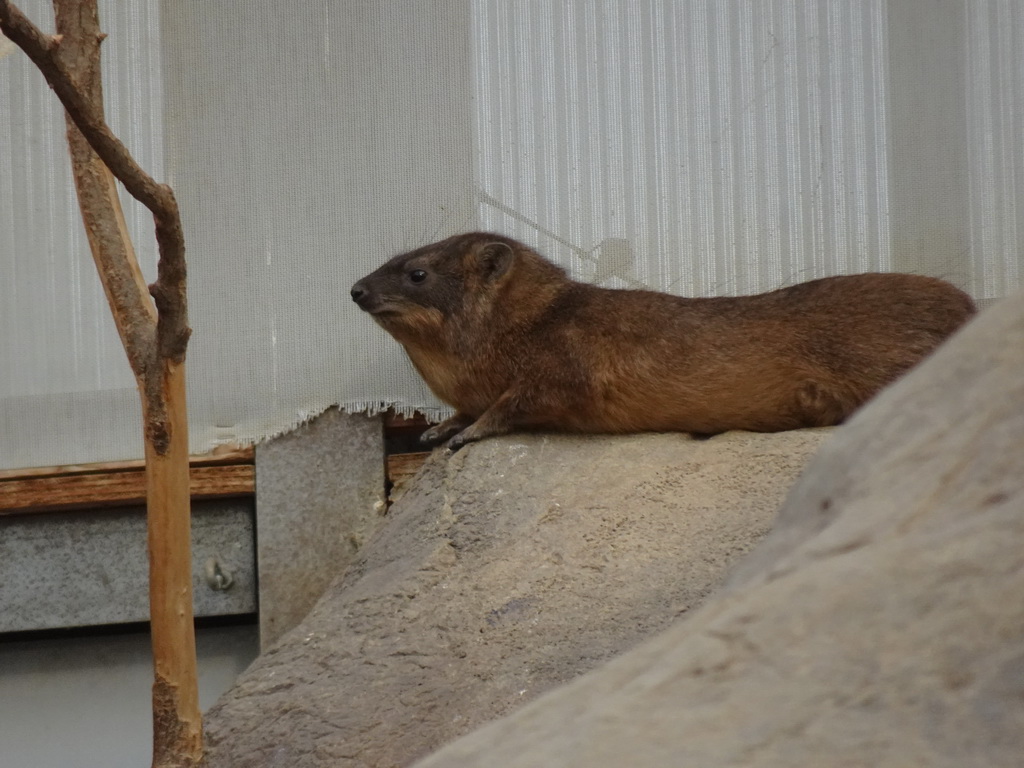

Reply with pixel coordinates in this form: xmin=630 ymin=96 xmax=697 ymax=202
xmin=0 ymin=447 xmax=254 ymax=516
xmin=2 ymin=410 xmax=438 ymax=517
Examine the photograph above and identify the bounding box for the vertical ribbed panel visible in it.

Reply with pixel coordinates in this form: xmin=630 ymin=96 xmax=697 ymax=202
xmin=474 ymin=0 xmax=892 ymax=296
xmin=966 ymin=0 xmax=1024 ymax=299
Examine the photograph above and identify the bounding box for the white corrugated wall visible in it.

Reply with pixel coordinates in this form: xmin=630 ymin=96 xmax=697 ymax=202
xmin=1 ymin=0 xmax=1021 ymax=469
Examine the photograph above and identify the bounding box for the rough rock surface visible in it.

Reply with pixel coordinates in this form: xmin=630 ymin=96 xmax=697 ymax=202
xmin=203 ymin=428 xmax=828 ymax=767
xmin=415 ymin=292 xmax=1024 ymax=768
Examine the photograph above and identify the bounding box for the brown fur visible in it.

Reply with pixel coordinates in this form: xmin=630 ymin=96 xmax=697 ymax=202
xmin=351 ymin=232 xmax=976 ymax=449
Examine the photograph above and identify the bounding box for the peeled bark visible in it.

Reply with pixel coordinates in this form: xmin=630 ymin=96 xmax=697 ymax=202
xmin=145 ymin=360 xmax=201 ymax=767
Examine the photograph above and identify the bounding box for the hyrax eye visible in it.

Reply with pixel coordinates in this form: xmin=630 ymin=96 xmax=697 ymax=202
xmin=409 ymin=269 xmax=428 ymax=284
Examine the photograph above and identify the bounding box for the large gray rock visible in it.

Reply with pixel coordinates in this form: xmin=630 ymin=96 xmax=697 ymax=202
xmin=204 ymin=428 xmax=827 ymax=767
xmin=415 ymin=292 xmax=1024 ymax=768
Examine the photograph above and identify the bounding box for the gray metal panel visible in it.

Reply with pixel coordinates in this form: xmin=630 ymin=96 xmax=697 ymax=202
xmin=0 ymin=499 xmax=256 ymax=633
xmin=0 ymin=623 xmax=260 ymax=767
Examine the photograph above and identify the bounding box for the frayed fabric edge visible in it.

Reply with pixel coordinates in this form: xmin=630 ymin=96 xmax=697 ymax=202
xmin=190 ymin=400 xmax=453 ymax=454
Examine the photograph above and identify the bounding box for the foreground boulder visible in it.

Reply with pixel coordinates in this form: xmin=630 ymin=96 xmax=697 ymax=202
xmin=204 ymin=428 xmax=827 ymax=767
xmin=414 ymin=292 xmax=1024 ymax=768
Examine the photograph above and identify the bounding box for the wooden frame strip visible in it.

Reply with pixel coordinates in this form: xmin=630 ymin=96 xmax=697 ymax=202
xmin=0 ymin=448 xmax=254 ymax=515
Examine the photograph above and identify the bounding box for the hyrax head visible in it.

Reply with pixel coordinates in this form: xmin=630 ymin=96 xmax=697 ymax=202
xmin=350 ymin=232 xmax=518 ymax=338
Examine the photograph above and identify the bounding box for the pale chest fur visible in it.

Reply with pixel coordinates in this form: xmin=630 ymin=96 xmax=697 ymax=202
xmin=403 ymin=343 xmax=496 ymax=416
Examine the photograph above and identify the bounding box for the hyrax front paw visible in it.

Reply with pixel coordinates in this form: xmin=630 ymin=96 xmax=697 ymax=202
xmin=420 ymin=413 xmax=475 ymax=446
xmin=420 ymin=423 xmax=457 ymax=445
xmin=445 ymin=430 xmax=475 ymax=452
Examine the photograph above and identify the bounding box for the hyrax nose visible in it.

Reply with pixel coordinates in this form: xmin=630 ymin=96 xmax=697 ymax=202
xmin=350 ymin=282 xmax=367 ymax=304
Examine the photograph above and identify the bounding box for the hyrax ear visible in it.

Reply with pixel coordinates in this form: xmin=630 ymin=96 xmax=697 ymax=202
xmin=477 ymin=241 xmax=515 ymax=282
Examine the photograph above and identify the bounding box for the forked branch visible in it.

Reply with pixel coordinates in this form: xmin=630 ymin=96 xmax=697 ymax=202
xmin=0 ymin=0 xmax=189 ymax=365
xmin=0 ymin=3 xmax=203 ymax=766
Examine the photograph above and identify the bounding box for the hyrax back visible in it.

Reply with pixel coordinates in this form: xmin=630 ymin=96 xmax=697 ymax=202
xmin=351 ymin=232 xmax=976 ymax=449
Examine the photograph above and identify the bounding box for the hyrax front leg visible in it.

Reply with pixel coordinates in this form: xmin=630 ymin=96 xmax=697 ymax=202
xmin=443 ymin=392 xmax=527 ymax=451
xmin=420 ymin=412 xmax=476 ymax=446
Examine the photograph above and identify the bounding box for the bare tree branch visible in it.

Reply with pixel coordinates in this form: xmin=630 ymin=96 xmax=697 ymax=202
xmin=0 ymin=0 xmax=190 ymax=366
xmin=1 ymin=3 xmax=204 ymax=766
xmin=1 ymin=2 xmax=169 ymax=208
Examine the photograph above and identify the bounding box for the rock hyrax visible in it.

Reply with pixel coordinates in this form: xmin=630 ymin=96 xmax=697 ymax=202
xmin=351 ymin=232 xmax=976 ymax=449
